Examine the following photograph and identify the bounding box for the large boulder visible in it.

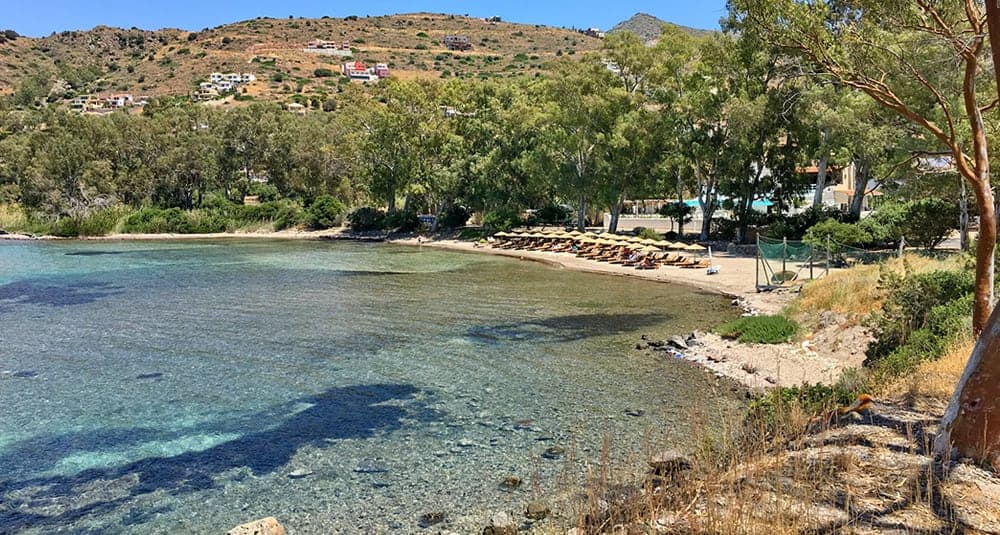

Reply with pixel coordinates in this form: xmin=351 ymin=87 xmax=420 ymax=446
xmin=226 ymin=517 xmax=285 ymax=535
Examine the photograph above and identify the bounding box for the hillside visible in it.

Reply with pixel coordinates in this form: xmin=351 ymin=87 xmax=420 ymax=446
xmin=0 ymin=13 xmax=606 ymax=107
xmin=608 ymin=12 xmax=716 ymax=44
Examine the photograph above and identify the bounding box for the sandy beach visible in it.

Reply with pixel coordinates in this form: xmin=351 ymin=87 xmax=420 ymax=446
xmin=391 ymin=236 xmax=866 ymax=390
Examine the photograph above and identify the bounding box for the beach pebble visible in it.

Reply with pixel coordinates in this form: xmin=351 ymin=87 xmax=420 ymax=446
xmin=457 ymin=438 xmax=476 ymax=448
xmin=625 ymin=408 xmax=645 ymax=417
xmin=287 ymin=469 xmax=313 ymax=479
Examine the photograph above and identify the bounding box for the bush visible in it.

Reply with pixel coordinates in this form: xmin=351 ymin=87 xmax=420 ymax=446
xmin=248 ymin=182 xmax=280 ymax=202
xmin=714 ymin=315 xmax=799 ymax=344
xmin=658 ymin=202 xmax=693 ymax=230
xmin=483 ymin=207 xmax=521 ymax=232
xmin=633 ymin=227 xmax=661 ymax=241
xmin=767 ymin=206 xmax=848 ymax=240
xmin=534 ymin=203 xmax=569 ymax=225
xmin=866 ymin=268 xmax=974 ymax=363
xmin=304 ymin=195 xmax=346 ymax=230
xmin=859 ymin=203 xmax=906 ymax=245
xmin=347 ymin=207 xmax=385 ymax=231
xmin=313 ymin=68 xmax=334 ymax=77
xmin=383 ymin=209 xmax=420 ymax=232
xmin=123 ymin=207 xmax=192 ymax=234
xmin=803 ymin=219 xmax=872 ymax=250
xmin=899 ymin=198 xmax=958 ymax=249
xmin=437 ymin=204 xmax=471 ymax=229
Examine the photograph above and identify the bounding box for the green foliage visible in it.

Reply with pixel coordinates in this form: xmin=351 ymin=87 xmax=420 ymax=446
xmin=633 ymin=227 xmax=661 ymax=241
xmin=766 ymin=206 xmax=847 ymax=240
xmin=248 ymin=182 xmax=280 ymax=202
xmin=304 ymin=195 xmax=345 ymax=229
xmin=383 ymin=209 xmax=420 ymax=232
xmin=803 ymin=219 xmax=872 ymax=250
xmin=866 ymin=268 xmax=974 ymax=365
xmin=533 ymin=203 xmax=570 ymax=225
xmin=714 ymin=315 xmax=799 ymax=344
xmin=859 ymin=203 xmax=906 ymax=244
xmin=347 ymin=207 xmax=385 ymax=231
xmin=313 ymin=68 xmax=335 ymax=78
xmin=483 ymin=207 xmax=522 ymax=232
xmin=437 ymin=204 xmax=471 ymax=229
xmin=46 ymin=207 xmax=129 ymax=237
xmin=898 ymin=198 xmax=958 ymax=249
xmin=658 ymin=202 xmax=693 ymax=227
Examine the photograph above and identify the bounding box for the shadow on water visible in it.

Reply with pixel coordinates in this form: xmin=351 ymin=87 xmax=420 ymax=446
xmin=0 ymin=278 xmax=123 ymax=314
xmin=0 ymin=383 xmax=438 ymax=531
xmin=466 ymin=313 xmax=671 ymax=345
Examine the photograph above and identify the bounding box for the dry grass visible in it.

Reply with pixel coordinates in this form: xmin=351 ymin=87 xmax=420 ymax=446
xmin=892 ymin=339 xmax=972 ymax=407
xmin=793 ymin=254 xmax=966 ymax=322
xmin=0 ymin=203 xmax=27 ymax=230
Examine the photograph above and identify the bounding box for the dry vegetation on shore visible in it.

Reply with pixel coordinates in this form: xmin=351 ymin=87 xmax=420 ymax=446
xmin=540 ymin=254 xmax=999 ymax=535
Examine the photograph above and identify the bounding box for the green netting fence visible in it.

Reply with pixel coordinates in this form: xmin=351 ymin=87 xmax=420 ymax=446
xmin=756 ymin=236 xmax=891 ymax=290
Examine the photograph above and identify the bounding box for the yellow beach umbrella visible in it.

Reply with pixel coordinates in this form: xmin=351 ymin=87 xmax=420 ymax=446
xmin=654 ymin=240 xmax=673 ymax=249
xmin=495 ymin=231 xmax=509 ymax=237
xmin=686 ymin=243 xmax=707 ymax=252
xmin=568 ymin=230 xmax=583 ymax=237
xmin=583 ymin=232 xmax=599 ymax=238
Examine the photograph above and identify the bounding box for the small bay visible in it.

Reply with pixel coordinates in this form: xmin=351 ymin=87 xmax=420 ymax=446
xmin=0 ymin=239 xmax=738 ymax=533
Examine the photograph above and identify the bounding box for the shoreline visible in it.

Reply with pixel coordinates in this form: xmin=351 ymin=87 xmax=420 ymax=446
xmin=4 ymin=228 xmax=862 ymax=389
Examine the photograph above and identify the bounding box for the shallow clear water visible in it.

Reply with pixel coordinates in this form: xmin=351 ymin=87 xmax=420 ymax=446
xmin=0 ymin=239 xmax=737 ymax=534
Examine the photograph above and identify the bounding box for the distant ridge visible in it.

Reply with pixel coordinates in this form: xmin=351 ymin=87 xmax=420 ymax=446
xmin=608 ymin=13 xmax=715 ymax=43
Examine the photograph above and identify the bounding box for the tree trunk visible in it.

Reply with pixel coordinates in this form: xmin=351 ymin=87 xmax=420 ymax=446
xmin=576 ymin=194 xmax=587 ymax=232
xmin=401 ymin=194 xmax=412 ymax=213
xmin=699 ymin=204 xmax=715 ymax=241
xmin=675 ymin=174 xmax=686 ymax=237
xmin=848 ymin=159 xmax=868 ymax=219
xmin=972 ymin=180 xmax=996 ymax=336
xmin=812 ymin=129 xmax=829 ymax=208
xmin=959 ymin=176 xmax=969 ymax=252
xmin=608 ymin=199 xmax=623 ymax=234
xmin=387 ymin=191 xmax=396 ymax=212
xmin=933 ymin=299 xmax=1000 ymax=469
xmin=430 ymin=200 xmax=445 ymax=233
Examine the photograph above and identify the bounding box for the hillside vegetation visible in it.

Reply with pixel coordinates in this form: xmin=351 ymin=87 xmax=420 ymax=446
xmin=0 ymin=13 xmax=615 ymax=106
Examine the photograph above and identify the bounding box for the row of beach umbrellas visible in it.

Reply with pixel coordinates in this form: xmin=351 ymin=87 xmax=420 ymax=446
xmin=493 ymin=230 xmax=707 ymax=252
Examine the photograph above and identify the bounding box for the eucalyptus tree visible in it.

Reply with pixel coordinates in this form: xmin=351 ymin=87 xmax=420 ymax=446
xmin=542 ymin=59 xmax=624 ymax=231
xmin=346 ymin=79 xmax=445 ymax=211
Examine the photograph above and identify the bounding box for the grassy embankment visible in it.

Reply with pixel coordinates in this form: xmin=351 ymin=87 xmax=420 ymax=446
xmin=553 ymin=254 xmax=981 ymax=533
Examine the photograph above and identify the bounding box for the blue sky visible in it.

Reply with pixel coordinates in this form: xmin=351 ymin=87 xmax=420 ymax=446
xmin=4 ymin=1 xmax=728 ymax=37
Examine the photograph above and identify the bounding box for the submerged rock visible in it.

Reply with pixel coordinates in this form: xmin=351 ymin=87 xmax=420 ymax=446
xmin=499 ymin=475 xmax=522 ymax=491
xmin=287 ymin=469 xmax=313 ymax=479
xmin=525 ymin=501 xmax=550 ymax=520
xmin=419 ymin=511 xmax=446 ymax=527
xmin=542 ymin=446 xmax=566 ymax=459
xmin=625 ymin=408 xmax=645 ymax=417
xmin=354 ymin=459 xmax=389 ymax=473
xmin=483 ymin=511 xmax=518 ymax=534
xmin=226 ymin=517 xmax=285 ymax=535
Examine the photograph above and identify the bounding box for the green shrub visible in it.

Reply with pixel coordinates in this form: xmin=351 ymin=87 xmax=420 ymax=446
xmin=304 ymin=195 xmax=345 ymax=229
xmin=123 ymin=207 xmax=191 ymax=234
xmin=803 ymin=218 xmax=872 ymax=250
xmin=438 ymin=204 xmax=471 ymax=229
xmin=634 ymin=227 xmax=661 ymax=241
xmin=313 ymin=68 xmax=334 ymax=77
xmin=714 ymin=315 xmax=799 ymax=344
xmin=47 ymin=207 xmax=129 ymax=237
xmin=534 ymin=203 xmax=569 ymax=225
xmin=866 ymin=268 xmax=974 ymax=363
xmin=383 ymin=209 xmax=420 ymax=232
xmin=859 ymin=203 xmax=906 ymax=244
xmin=347 ymin=207 xmax=385 ymax=231
xmin=899 ymin=198 xmax=958 ymax=249
xmin=483 ymin=207 xmax=521 ymax=232
xmin=658 ymin=202 xmax=694 ymax=231
xmin=248 ymin=183 xmax=280 ymax=202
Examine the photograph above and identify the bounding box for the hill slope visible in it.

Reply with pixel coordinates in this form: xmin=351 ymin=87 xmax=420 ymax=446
xmin=0 ymin=14 xmax=605 ymax=106
xmin=608 ymin=12 xmax=716 ymax=43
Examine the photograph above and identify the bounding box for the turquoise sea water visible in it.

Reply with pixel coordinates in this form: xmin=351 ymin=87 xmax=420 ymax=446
xmin=0 ymin=239 xmax=737 ymax=533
